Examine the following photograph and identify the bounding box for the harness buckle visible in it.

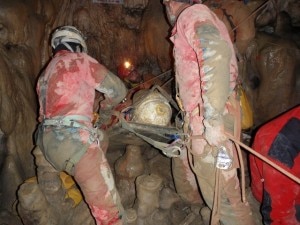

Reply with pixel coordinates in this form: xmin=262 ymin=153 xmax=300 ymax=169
xmin=216 ymin=146 xmax=232 ymax=170
xmin=162 ymin=138 xmax=184 ymax=158
xmin=57 ymin=119 xmax=64 ymax=126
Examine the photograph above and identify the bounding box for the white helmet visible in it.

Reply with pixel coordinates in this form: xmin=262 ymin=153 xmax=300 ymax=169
xmin=132 ymin=90 xmax=172 ymax=126
xmin=51 ymin=26 xmax=87 ymax=53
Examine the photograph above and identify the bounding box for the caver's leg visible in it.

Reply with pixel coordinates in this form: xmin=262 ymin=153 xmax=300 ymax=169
xmin=74 ymin=144 xmax=125 ymax=225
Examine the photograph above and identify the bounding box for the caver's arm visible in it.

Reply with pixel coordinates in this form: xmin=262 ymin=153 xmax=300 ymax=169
xmin=96 ymin=70 xmax=128 ymax=110
xmin=192 ymin=21 xmax=232 ymax=146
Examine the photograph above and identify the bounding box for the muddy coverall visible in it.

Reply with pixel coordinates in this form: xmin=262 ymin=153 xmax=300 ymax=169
xmin=170 ymin=4 xmax=253 ymax=225
xmin=250 ymin=105 xmax=300 ymax=225
xmin=35 ymin=50 xmax=127 ymax=225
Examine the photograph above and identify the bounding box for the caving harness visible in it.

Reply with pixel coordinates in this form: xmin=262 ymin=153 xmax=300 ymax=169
xmin=38 ymin=118 xmax=102 ymax=175
xmin=39 ymin=114 xmax=103 ymax=173
xmin=41 ymin=115 xmax=101 ymax=145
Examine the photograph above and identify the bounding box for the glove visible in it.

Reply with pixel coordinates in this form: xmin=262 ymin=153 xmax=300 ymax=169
xmin=98 ymin=109 xmax=114 ymax=127
xmin=204 ymin=120 xmax=227 ymax=147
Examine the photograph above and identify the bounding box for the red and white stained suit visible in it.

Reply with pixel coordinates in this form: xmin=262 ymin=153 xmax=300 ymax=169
xmin=170 ymin=4 xmax=254 ymax=224
xmin=250 ymin=105 xmax=300 ymax=225
xmin=36 ymin=50 xmax=127 ymax=225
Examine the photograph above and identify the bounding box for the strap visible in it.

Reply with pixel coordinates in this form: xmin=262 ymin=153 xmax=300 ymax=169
xmin=150 ymin=85 xmax=180 ymax=111
xmin=40 ymin=70 xmax=51 ymax=118
xmin=221 ymin=8 xmax=237 ymax=42
xmin=50 ymin=115 xmax=90 ymax=122
xmin=229 ymin=93 xmax=247 ymax=203
xmin=211 ymin=168 xmax=221 ymax=225
xmin=43 ymin=115 xmax=90 ymax=128
xmin=227 ymin=133 xmax=300 ymax=184
xmin=65 ymin=148 xmax=87 ymax=174
xmin=175 ymin=77 xmax=185 ymax=112
xmin=118 ymin=112 xmax=183 ymax=158
xmin=42 ymin=115 xmax=99 ymax=145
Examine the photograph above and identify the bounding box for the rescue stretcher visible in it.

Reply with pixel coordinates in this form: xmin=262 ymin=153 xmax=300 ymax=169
xmin=105 ymin=84 xmax=185 ymax=158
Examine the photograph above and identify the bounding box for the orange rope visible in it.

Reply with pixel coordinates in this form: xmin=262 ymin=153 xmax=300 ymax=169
xmin=234 ymin=141 xmax=246 ymax=202
xmin=230 ymin=0 xmax=271 ymax=33
xmin=226 ymin=133 xmax=300 ymax=184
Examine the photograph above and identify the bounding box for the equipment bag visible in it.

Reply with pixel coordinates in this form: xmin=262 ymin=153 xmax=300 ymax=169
xmin=238 ymin=84 xmax=254 ymax=130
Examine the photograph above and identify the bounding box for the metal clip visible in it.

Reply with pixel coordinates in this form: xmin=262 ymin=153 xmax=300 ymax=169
xmin=162 ymin=139 xmax=184 ymax=158
xmin=57 ymin=119 xmax=64 ymax=127
xmin=216 ymin=146 xmax=232 ymax=170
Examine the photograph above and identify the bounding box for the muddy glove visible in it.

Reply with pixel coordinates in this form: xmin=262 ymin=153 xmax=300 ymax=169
xmin=203 ymin=120 xmax=227 ymax=147
xmin=204 ymin=120 xmax=233 ymax=169
xmin=99 ymin=109 xmax=114 ymax=127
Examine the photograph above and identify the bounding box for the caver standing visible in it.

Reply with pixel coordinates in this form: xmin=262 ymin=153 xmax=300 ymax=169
xmin=35 ymin=25 xmax=127 ymax=225
xmin=162 ymin=1 xmax=254 ymax=224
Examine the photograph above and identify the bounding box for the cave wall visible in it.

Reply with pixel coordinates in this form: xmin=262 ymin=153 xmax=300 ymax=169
xmin=0 ymin=0 xmax=172 ymax=221
xmin=0 ymin=0 xmax=299 ymax=223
